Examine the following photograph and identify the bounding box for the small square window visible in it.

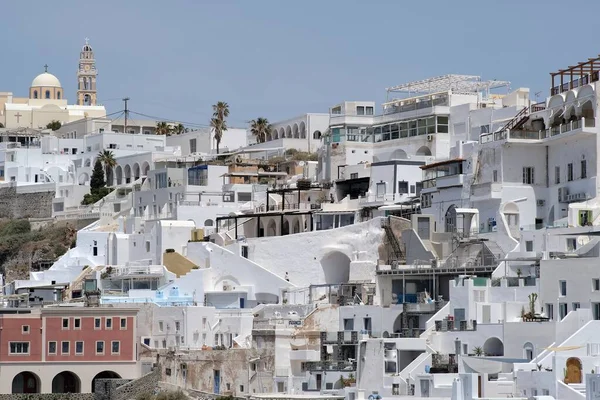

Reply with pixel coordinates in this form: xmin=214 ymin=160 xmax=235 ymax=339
xmin=96 ymin=341 xmax=105 ymax=354
xmin=76 ymin=341 xmax=84 ymax=354
xmin=112 ymin=341 xmax=120 ymax=354
xmin=94 ymin=318 xmax=101 ymax=329
xmin=593 ymin=279 xmax=600 ymax=292
xmin=106 ymin=318 xmax=112 ymax=329
xmin=48 ymin=341 xmax=57 ymax=354
xmin=22 ymin=325 xmax=30 ymax=334
xmin=62 ymin=341 xmax=70 ymax=355
xmin=120 ymin=318 xmax=127 ymax=329
xmin=74 ymin=318 xmax=81 ymax=329
xmin=62 ymin=318 xmax=69 ymax=330
xmin=525 ymin=241 xmax=533 ymax=252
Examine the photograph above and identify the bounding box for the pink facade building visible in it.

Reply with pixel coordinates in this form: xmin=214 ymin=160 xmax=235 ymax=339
xmin=0 ymin=307 xmax=139 ymax=394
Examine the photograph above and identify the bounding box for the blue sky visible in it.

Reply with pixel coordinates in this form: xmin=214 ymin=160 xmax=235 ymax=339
xmin=2 ymin=0 xmax=599 ymax=128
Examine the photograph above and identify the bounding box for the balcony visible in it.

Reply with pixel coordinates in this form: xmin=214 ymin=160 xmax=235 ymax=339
xmin=480 ymin=118 xmax=595 ymax=144
xmin=301 ymin=361 xmax=356 ymax=372
xmin=321 ymin=331 xmax=358 ymax=344
xmin=436 ymin=174 xmax=464 ymax=189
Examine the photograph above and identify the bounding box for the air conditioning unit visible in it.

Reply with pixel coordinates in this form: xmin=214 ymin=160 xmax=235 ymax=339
xmin=222 ymin=281 xmax=232 ymax=291
xmin=536 ymin=200 xmax=545 ymax=207
xmin=426 ymin=134 xmax=434 ymax=142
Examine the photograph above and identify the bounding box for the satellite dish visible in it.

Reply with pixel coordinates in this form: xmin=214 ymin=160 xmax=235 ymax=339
xmin=298 ymin=161 xmax=306 ymax=166
xmin=577 ymin=235 xmax=591 ymax=247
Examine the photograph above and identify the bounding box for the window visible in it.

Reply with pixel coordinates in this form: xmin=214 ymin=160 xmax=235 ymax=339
xmin=559 ymin=280 xmax=567 ymax=296
xmin=76 ymin=341 xmax=84 ymax=354
xmin=376 ymin=182 xmax=386 ymax=197
xmin=350 ymin=173 xmax=358 ymax=179
xmin=363 ymin=317 xmax=372 ymax=332
xmin=240 ymin=385 xmax=244 ymax=393
xmin=159 ymin=321 xmax=164 ymax=332
xmin=331 ymin=106 xmax=341 ymax=115
xmin=555 ymin=166 xmax=560 ymax=184
xmin=594 ymin=303 xmax=600 ymax=320
xmin=22 ymin=325 xmax=30 ymax=334
xmin=48 ymin=341 xmax=57 ymax=354
xmin=62 ymin=318 xmax=69 ymax=330
xmin=582 ymin=160 xmax=587 ymax=179
xmin=121 ymin=318 xmax=127 ymax=329
xmin=96 ymin=341 xmax=105 ymax=354
xmin=33 ymin=90 xmax=38 ymax=99
xmin=480 ymin=124 xmax=490 ymax=134
xmin=343 ymin=318 xmax=354 ymax=331
xmin=74 ymin=318 xmax=81 ymax=329
xmin=573 ymin=302 xmax=581 ymax=311
xmin=559 ymin=303 xmax=568 ymax=320
xmin=62 ymin=341 xmax=70 ymax=355
xmin=237 ymin=192 xmax=252 ymax=202
xmin=356 ymin=106 xmax=365 ymax=115
xmin=9 ymin=342 xmax=30 ymax=355
xmin=155 ymin=172 xmax=167 ymax=189
xmin=106 ymin=317 xmax=112 ymax=329
xmin=594 ymin=279 xmax=600 ymax=292
xmin=188 ymin=166 xmax=208 ymax=186
xmin=493 ymin=170 xmax=498 ymax=183
xmin=175 ymin=321 xmax=181 ymax=332
xmin=568 ymin=163 xmax=574 ymax=181
xmin=112 ymin=341 xmax=120 ymax=354
xmin=567 ymin=238 xmax=577 ymax=251
xmin=525 ymin=241 xmax=533 ymax=252
xmin=109 ymin=143 xmax=117 ymax=149
xmin=57 ymin=91 xmax=61 ymax=99
xmin=94 ymin=318 xmax=101 ymax=329
xmin=45 ymin=90 xmax=50 ymax=99
xmin=523 ymin=167 xmax=534 ymax=184
xmin=366 ymin=106 xmax=374 ymax=115
xmin=398 ymin=181 xmax=408 ymax=194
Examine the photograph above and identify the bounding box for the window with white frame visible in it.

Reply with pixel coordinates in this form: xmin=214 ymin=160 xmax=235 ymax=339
xmin=593 ymin=279 xmax=600 ymax=292
xmin=96 ymin=341 xmax=105 ymax=354
xmin=559 ymin=280 xmax=567 ymax=296
xmin=9 ymin=342 xmax=29 ymax=354
xmin=568 ymin=163 xmax=573 ymax=181
xmin=523 ymin=167 xmax=535 ymax=184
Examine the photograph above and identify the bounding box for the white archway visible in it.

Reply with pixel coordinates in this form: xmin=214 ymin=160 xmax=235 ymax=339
xmin=390 ymin=149 xmax=408 ymax=160
xmin=141 ymin=161 xmax=150 ymax=177
xmin=293 ymin=123 xmax=299 ymax=138
xmin=483 ymin=337 xmax=504 ymax=356
xmin=279 ymin=127 xmax=285 ymax=139
xmin=320 ymin=251 xmax=351 ymax=284
xmin=300 ymin=121 xmax=306 ymax=138
xmin=115 ymin=165 xmax=123 ymax=185
xmin=78 ymin=173 xmax=89 ymax=185
xmin=272 ymin=129 xmax=279 ymax=140
xmin=416 ymin=146 xmax=432 ymax=156
xmin=133 ymin=163 xmax=140 ymax=180
xmin=124 ymin=164 xmax=131 ymax=183
xmin=286 ymin=125 xmax=292 ymax=138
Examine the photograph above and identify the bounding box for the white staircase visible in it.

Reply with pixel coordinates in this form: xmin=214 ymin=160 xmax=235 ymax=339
xmin=568 ymin=383 xmax=586 ymax=398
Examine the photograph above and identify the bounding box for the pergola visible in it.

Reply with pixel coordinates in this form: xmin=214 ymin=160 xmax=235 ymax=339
xmin=550 ymin=55 xmax=600 ymax=95
xmin=386 ymin=74 xmax=510 ymax=98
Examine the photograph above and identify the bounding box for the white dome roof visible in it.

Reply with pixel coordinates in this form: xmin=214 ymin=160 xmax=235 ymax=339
xmin=31 ymin=72 xmax=62 ymax=88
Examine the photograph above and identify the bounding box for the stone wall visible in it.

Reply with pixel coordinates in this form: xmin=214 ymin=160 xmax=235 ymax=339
xmin=0 ymin=394 xmax=94 ymax=400
xmin=0 ymin=185 xmax=55 ymax=219
xmin=95 ymin=368 xmax=162 ymax=400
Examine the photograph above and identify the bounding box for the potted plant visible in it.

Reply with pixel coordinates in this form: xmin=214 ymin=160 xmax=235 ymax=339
xmin=473 ymin=346 xmax=484 ymax=357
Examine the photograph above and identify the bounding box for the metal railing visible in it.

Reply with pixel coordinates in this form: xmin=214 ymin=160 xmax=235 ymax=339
xmin=480 ymin=118 xmax=594 ymax=144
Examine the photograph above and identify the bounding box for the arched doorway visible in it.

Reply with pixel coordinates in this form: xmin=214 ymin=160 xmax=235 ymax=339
xmin=267 ymin=220 xmax=277 ymax=236
xmin=133 ymin=163 xmax=140 ymax=180
xmin=91 ymin=371 xmax=121 ymax=392
xmin=12 ymin=371 xmax=40 ymax=393
xmin=52 ymin=371 xmax=81 ymax=393
xmin=142 ymin=161 xmax=150 ymax=177
xmin=565 ymin=357 xmax=582 ymax=384
xmin=320 ymin=251 xmax=351 ymax=284
xmin=390 ymin=149 xmax=408 ymax=160
xmin=523 ymin=342 xmax=534 ymax=361
xmin=416 ymin=146 xmax=432 ymax=156
xmin=483 ymin=337 xmax=504 ymax=356
xmin=78 ymin=172 xmax=90 ymax=185
xmin=115 ymin=165 xmax=123 ymax=185
xmin=445 ymin=205 xmax=457 ymax=233
xmin=124 ymin=164 xmax=131 ymax=184
xmin=282 ymin=220 xmax=290 ymax=235
xmin=292 ymin=219 xmax=300 ymax=234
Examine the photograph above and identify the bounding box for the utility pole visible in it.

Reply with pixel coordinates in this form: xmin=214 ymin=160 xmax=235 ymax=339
xmin=123 ymin=97 xmax=130 ymax=134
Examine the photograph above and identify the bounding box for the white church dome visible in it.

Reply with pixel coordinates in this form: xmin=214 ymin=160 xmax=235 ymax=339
xmin=31 ymin=72 xmax=62 ymax=88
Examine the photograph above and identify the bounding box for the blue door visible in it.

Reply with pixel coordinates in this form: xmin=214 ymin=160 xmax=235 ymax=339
xmin=214 ymin=370 xmax=220 ymax=394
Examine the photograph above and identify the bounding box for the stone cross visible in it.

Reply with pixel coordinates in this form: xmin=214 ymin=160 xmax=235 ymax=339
xmin=44 ymin=64 xmax=48 ymax=73
xmin=14 ymin=113 xmax=22 ymax=123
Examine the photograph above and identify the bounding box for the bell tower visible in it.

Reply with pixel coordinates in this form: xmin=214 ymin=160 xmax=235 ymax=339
xmin=77 ymin=38 xmax=97 ymax=106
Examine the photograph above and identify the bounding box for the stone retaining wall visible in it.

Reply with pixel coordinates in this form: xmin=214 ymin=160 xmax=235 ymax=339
xmin=0 ymin=185 xmax=55 ymax=219
xmin=94 ymin=368 xmax=162 ymax=400
xmin=0 ymin=394 xmax=94 ymax=400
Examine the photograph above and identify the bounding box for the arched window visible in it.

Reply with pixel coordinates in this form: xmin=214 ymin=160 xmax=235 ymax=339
xmin=33 ymin=90 xmax=38 ymax=99
xmin=57 ymin=91 xmax=61 ymax=99
xmin=45 ymin=90 xmax=50 ymax=99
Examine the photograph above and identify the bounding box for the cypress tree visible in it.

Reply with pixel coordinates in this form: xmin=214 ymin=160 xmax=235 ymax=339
xmin=90 ymin=159 xmax=105 ymax=194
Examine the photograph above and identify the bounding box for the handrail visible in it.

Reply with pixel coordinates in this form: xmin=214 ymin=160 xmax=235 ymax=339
xmin=501 ymin=106 xmax=529 ymax=132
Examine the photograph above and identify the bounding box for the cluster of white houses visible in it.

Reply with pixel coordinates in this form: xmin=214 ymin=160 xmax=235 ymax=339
xmin=4 ymin=42 xmax=600 ymax=400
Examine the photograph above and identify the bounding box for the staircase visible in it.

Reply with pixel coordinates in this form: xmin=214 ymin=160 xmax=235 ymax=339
xmin=568 ymin=383 xmax=586 ymax=398
xmin=382 ymin=217 xmax=404 ymax=263
xmin=482 ymin=240 xmax=505 ymax=265
xmin=501 ymin=106 xmax=530 ymax=132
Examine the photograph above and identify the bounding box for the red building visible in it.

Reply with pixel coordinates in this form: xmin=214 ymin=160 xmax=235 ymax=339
xmin=0 ymin=306 xmax=139 ymax=394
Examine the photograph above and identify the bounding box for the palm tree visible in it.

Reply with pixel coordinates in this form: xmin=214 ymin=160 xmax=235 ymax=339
xmin=97 ymin=150 xmax=117 ymax=185
xmin=155 ymin=121 xmax=172 ymax=136
xmin=211 ymin=101 xmax=229 ymax=154
xmin=173 ymin=123 xmax=185 ymax=135
xmin=250 ymin=117 xmax=272 ymax=143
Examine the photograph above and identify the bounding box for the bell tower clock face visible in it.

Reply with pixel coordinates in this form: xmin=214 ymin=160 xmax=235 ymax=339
xmin=84 ymin=65 xmax=91 ymax=71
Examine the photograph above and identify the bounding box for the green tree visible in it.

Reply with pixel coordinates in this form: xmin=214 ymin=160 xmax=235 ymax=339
xmin=97 ymin=150 xmax=117 ymax=185
xmin=82 ymin=159 xmax=110 ymax=205
xmin=211 ymin=101 xmax=229 ymax=154
xmin=250 ymin=117 xmax=272 ymax=143
xmin=46 ymin=120 xmax=62 ymax=131
xmin=173 ymin=123 xmax=185 ymax=135
xmin=155 ymin=121 xmax=172 ymax=136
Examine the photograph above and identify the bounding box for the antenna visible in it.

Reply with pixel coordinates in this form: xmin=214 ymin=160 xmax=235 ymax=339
xmin=123 ymin=97 xmax=130 ymax=134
